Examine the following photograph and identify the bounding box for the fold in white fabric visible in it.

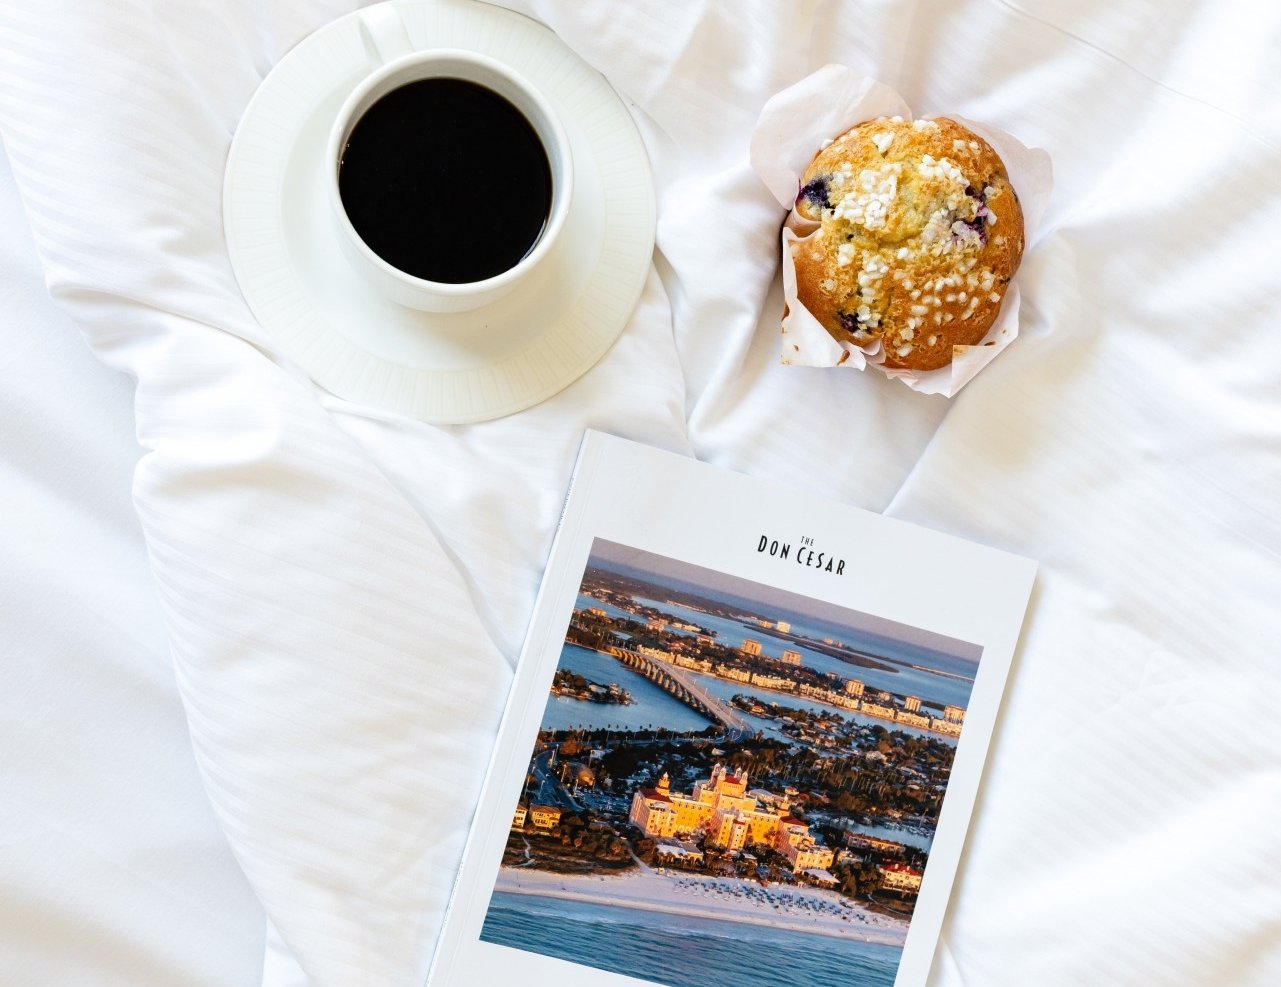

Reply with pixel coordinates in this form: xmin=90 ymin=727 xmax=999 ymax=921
xmin=0 ymin=151 xmax=265 ymax=987
xmin=1 ymin=1 xmax=1278 ymax=986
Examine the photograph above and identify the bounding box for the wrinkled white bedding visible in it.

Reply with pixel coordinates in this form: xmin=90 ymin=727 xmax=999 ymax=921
xmin=0 ymin=153 xmax=265 ymax=986
xmin=1 ymin=1 xmax=1279 ymax=986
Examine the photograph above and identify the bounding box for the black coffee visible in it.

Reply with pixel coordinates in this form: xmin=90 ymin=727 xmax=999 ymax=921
xmin=338 ymin=78 xmax=553 ymax=284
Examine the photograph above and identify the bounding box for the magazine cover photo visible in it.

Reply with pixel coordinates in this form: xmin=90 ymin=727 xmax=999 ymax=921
xmin=479 ymin=537 xmax=985 ymax=987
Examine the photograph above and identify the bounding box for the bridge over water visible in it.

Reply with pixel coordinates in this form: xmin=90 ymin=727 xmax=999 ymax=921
xmin=603 ymin=646 xmax=754 ymax=740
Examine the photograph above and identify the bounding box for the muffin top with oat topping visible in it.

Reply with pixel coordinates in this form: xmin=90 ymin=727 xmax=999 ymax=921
xmin=791 ymin=116 xmax=1024 ymax=371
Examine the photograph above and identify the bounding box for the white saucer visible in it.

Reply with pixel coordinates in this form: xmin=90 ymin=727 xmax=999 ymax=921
xmin=224 ymin=0 xmax=655 ymax=423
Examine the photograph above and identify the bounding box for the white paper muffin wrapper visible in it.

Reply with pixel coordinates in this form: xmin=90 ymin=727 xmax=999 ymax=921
xmin=750 ymin=65 xmax=1054 ymax=397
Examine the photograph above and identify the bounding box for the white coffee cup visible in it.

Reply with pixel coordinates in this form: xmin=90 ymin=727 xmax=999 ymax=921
xmin=327 ymin=6 xmax=573 ymax=313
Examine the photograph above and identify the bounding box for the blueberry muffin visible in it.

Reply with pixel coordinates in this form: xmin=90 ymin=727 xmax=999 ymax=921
xmin=791 ymin=116 xmax=1024 ymax=371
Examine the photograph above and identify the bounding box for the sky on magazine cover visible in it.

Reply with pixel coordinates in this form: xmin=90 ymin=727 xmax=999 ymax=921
xmin=590 ymin=539 xmax=982 ymax=667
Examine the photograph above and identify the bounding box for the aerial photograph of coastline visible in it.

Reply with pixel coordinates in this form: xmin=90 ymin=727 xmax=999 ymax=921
xmin=480 ymin=538 xmax=984 ymax=987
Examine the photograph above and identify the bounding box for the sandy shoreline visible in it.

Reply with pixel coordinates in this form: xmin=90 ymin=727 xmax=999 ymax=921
xmin=492 ymin=866 xmax=908 ymax=947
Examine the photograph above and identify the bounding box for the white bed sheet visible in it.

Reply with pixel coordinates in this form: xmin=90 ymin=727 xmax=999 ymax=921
xmin=1 ymin=1 xmax=1279 ymax=986
xmin=0 ymin=151 xmax=265 ymax=984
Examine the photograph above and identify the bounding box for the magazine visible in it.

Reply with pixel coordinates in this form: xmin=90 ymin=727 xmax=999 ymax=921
xmin=428 ymin=430 xmax=1036 ymax=987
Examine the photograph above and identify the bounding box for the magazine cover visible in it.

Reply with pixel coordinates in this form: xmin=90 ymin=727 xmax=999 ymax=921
xmin=428 ymin=431 xmax=1036 ymax=987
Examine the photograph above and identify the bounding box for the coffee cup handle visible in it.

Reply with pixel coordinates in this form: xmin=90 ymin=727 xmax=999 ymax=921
xmin=357 ymin=4 xmax=416 ymax=65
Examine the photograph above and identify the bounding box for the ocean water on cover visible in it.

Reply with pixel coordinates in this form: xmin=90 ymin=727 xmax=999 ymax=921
xmin=631 ymin=595 xmax=977 ymax=710
xmin=547 ymin=631 xmax=953 ymax=747
xmin=541 ymin=644 xmax=716 ymax=734
xmin=481 ymin=893 xmax=899 ymax=987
